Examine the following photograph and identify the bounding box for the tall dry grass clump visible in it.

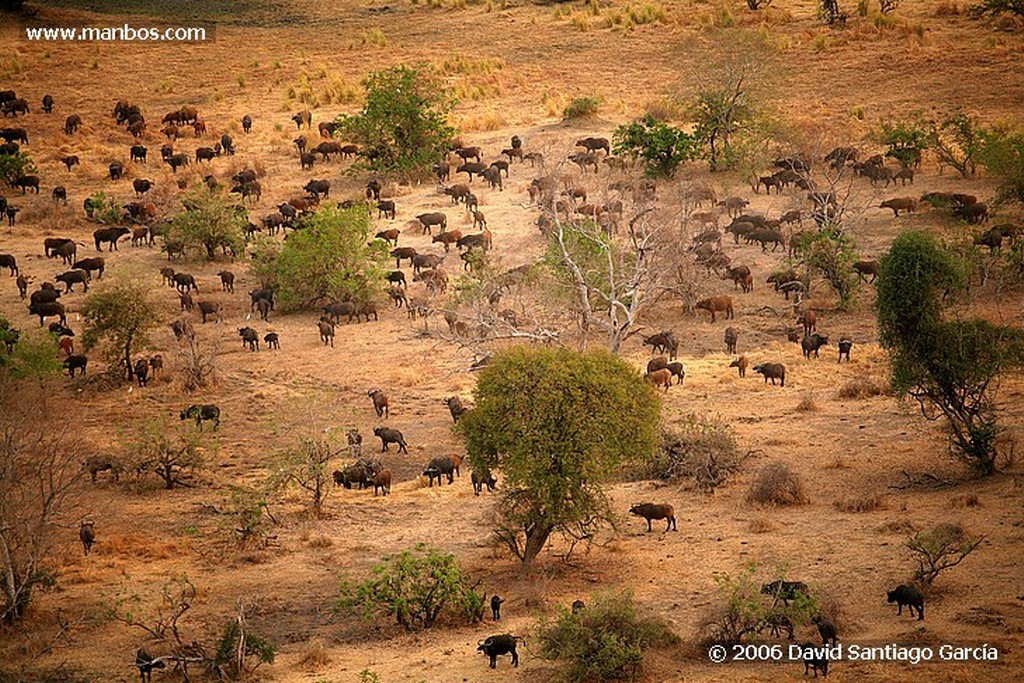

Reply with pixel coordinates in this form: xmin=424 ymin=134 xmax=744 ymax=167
xmin=747 ymin=461 xmax=809 ymax=506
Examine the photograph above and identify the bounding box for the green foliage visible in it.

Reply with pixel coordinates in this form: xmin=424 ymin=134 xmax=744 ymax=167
xmin=970 ymin=0 xmax=1024 ymax=17
xmin=535 ymin=590 xmax=678 ymax=683
xmin=125 ymin=419 xmax=206 ymax=489
xmin=877 ymin=231 xmax=1024 ymax=474
xmin=225 ymin=487 xmax=275 ymax=548
xmin=457 ymin=346 xmax=660 ymax=563
xmin=338 ymin=544 xmax=484 ymax=630
xmin=81 ymin=277 xmax=158 ymax=381
xmin=700 ymin=562 xmax=819 ymax=647
xmin=0 ymin=151 xmax=35 ymax=187
xmin=335 ymin=65 xmax=456 ymax=178
xmin=86 ymin=191 xmax=124 ymax=225
xmin=927 ymin=111 xmax=985 ymax=177
xmin=258 ymin=205 xmax=387 ymax=310
xmin=799 ymin=224 xmax=860 ymax=309
xmin=877 ymin=116 xmax=929 ymax=168
xmin=0 ymin=321 xmax=60 ymax=380
xmin=977 ymin=125 xmax=1024 ymax=204
xmin=612 ymin=115 xmax=699 ymax=178
xmin=215 ymin=616 xmax=276 ymax=679
xmin=563 ymin=96 xmax=600 ymax=120
xmin=167 ymin=185 xmax=248 ymax=259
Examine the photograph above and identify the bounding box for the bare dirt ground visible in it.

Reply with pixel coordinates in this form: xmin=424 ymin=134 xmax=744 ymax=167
xmin=1 ymin=0 xmax=1024 ymax=681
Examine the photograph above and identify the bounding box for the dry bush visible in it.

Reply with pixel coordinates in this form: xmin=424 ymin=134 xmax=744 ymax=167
xmin=878 ymin=518 xmax=918 ymax=534
xmin=948 ymin=493 xmax=981 ymax=508
xmin=834 ymin=491 xmax=886 ymax=513
xmin=176 ymin=331 xmax=218 ymax=391
xmin=644 ymin=415 xmax=748 ymax=492
xmin=748 ymin=517 xmax=777 ymax=533
xmin=837 ymin=376 xmax=886 ymax=399
xmin=796 ymin=394 xmax=819 ymax=412
xmin=297 ymin=640 xmax=331 ymax=669
xmin=746 ymin=461 xmax=809 ymax=506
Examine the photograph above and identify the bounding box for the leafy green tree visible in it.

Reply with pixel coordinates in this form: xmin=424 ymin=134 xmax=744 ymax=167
xmin=338 ymin=544 xmax=484 ymax=630
xmin=457 ymin=347 xmax=660 ymax=564
xmin=335 ymin=65 xmax=456 ymax=178
xmin=82 ymin=278 xmax=158 ymax=381
xmin=0 ymin=151 xmax=36 ymax=187
xmin=258 ymin=205 xmax=387 ymax=310
xmin=799 ymin=224 xmax=860 ymax=309
xmin=167 ymin=185 xmax=247 ymax=259
xmin=612 ymin=115 xmax=699 ymax=178
xmin=877 ymin=116 xmax=929 ymax=168
xmin=977 ymin=125 xmax=1024 ymax=204
xmin=536 ymin=590 xmax=678 ymax=683
xmin=927 ymin=111 xmax=985 ymax=177
xmin=877 ymin=231 xmax=1024 ymax=475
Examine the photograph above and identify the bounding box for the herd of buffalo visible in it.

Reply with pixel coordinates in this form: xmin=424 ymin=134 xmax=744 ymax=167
xmin=0 ymin=83 xmax=996 ymax=675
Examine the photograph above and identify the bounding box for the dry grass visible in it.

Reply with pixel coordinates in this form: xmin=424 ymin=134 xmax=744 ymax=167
xmin=878 ymin=518 xmax=919 ymax=534
xmin=834 ymin=491 xmax=887 ymax=513
xmin=948 ymin=493 xmax=981 ymax=508
xmin=748 ymin=516 xmax=778 ymax=533
xmin=796 ymin=393 xmax=820 ymax=412
xmin=746 ymin=461 xmax=809 ymax=506
xmin=837 ymin=376 xmax=887 ymax=399
xmin=298 ymin=639 xmax=332 ymax=669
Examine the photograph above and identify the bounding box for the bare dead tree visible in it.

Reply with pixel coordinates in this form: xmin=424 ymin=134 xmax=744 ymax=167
xmin=0 ymin=382 xmax=83 ymax=625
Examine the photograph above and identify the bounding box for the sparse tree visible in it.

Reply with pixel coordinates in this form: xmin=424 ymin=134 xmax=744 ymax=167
xmin=457 ymin=347 xmax=660 ymax=564
xmin=689 ymin=33 xmax=776 ymax=172
xmin=225 ymin=487 xmax=275 ymax=549
xmin=928 ymin=111 xmax=985 ymax=177
xmin=904 ymin=523 xmax=984 ymax=585
xmin=255 ymin=205 xmax=387 ymax=310
xmin=267 ymin=437 xmax=338 ymax=517
xmin=126 ymin=420 xmax=206 ymax=489
xmin=167 ymin=185 xmax=247 ymax=260
xmin=545 ymin=210 xmax=673 ymax=353
xmin=0 ymin=381 xmax=81 ymax=624
xmin=175 ymin=330 xmax=218 ymax=392
xmin=877 ymin=231 xmax=1024 ymax=475
xmin=105 ymin=574 xmax=197 ymax=645
xmin=81 ymin=278 xmax=158 ymax=381
xmin=335 ymin=65 xmax=456 ymax=178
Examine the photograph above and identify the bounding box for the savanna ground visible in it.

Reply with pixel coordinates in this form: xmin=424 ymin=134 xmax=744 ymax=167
xmin=1 ymin=0 xmax=1024 ymax=681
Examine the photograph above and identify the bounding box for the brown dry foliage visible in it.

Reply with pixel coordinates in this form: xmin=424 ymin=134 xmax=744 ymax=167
xmin=837 ymin=377 xmax=887 ymax=399
xmin=746 ymin=461 xmax=809 ymax=506
xmin=834 ymin=492 xmax=887 ymax=513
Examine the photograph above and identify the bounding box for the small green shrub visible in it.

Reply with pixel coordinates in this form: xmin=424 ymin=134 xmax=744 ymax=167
xmin=536 ymin=590 xmax=678 ymax=682
xmin=563 ymin=96 xmax=600 ymax=120
xmin=904 ymin=522 xmax=984 ymax=585
xmin=338 ymin=544 xmax=484 ymax=630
